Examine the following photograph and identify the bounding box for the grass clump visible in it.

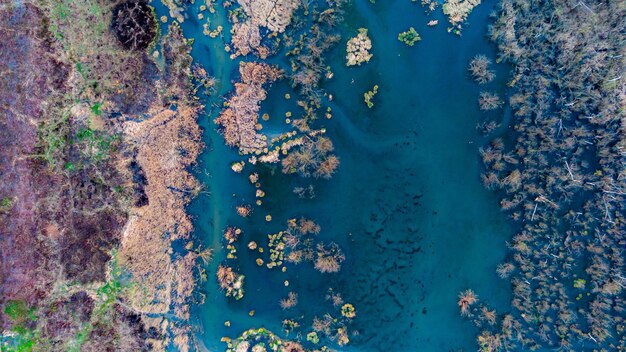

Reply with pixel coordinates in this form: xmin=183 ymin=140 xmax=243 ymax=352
xmin=364 ymin=85 xmax=379 ymax=108
xmin=398 ymin=27 xmax=421 ymax=46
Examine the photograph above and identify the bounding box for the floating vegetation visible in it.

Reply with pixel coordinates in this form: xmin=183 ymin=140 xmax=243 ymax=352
xmin=281 ymin=136 xmax=340 ymax=179
xmin=224 ymin=328 xmax=284 ymax=351
xmin=306 ymin=331 xmax=320 ymax=344
xmin=211 ymin=0 xmax=354 ymax=349
xmin=217 ymin=265 xmax=245 ymax=300
xmin=311 ymin=313 xmax=352 ymax=347
xmin=215 ymin=62 xmax=283 ymax=154
xmin=364 ymin=85 xmax=379 ymax=108
xmin=229 ymin=0 xmax=299 ymax=58
xmin=442 ymin=0 xmax=481 ymax=35
xmin=397 ymin=27 xmax=421 ymax=46
xmin=224 ymin=227 xmax=242 ymax=258
xmin=346 ymin=28 xmax=373 ymax=66
xmin=420 ymin=0 xmax=439 ymax=14
xmin=231 ymin=160 xmax=245 ymax=173
xmin=236 ymin=204 xmax=253 ymax=217
xmin=340 ymin=303 xmax=356 ymax=319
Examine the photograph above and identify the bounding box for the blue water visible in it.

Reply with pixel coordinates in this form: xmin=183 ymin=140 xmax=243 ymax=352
xmin=154 ymin=0 xmax=515 ymax=350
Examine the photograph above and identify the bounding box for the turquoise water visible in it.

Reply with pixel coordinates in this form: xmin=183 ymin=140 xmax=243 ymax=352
xmin=154 ymin=0 xmax=515 ymax=350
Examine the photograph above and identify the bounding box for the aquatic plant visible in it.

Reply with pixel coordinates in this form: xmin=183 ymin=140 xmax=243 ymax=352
xmin=496 ymin=262 xmax=515 ymax=279
xmin=464 ymin=0 xmax=626 ymax=350
xmin=340 ymin=303 xmax=356 ymax=319
xmin=468 ymin=55 xmax=495 ymax=84
xmin=237 ymin=204 xmax=253 ymax=217
xmin=228 ymin=0 xmax=299 ymax=58
xmin=314 ymin=242 xmax=345 ymax=273
xmin=281 ymin=136 xmax=339 ymax=179
xmin=215 ymin=62 xmax=283 ymax=154
xmin=478 ymin=92 xmax=502 ymax=110
xmin=281 ymin=340 xmax=305 ymax=352
xmin=420 ymin=0 xmax=439 ymax=14
xmin=280 ymin=292 xmax=299 ymax=309
xmin=325 ymin=289 xmax=344 ymax=307
xmin=288 ymin=217 xmax=321 ymax=236
xmin=286 ymin=8 xmax=343 ymax=103
xmin=364 ymin=85 xmax=379 ymax=108
xmin=224 ymin=328 xmax=281 ymax=352
xmin=442 ymin=0 xmax=481 ymax=35
xmin=293 ymin=185 xmax=316 ymax=199
xmin=306 ymin=332 xmax=319 ymax=344
xmin=231 ymin=161 xmax=245 ymax=173
xmin=457 ymin=289 xmax=478 ymax=316
xmin=397 ymin=27 xmax=421 ymax=46
xmin=217 ymin=265 xmax=245 ymax=300
xmin=346 ymin=28 xmax=373 ymax=66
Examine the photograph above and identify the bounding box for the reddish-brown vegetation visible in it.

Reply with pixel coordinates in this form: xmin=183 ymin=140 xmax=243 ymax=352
xmin=0 ymin=2 xmax=205 ymax=350
xmin=214 ymin=62 xmax=283 ymax=154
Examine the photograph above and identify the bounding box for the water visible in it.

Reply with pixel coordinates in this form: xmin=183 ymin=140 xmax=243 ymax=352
xmin=153 ymin=0 xmax=514 ymax=350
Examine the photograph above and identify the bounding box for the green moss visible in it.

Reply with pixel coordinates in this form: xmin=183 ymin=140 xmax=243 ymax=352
xmin=573 ymin=278 xmax=586 ymax=289
xmin=398 ymin=27 xmax=421 ymax=46
xmin=0 ymin=196 xmax=14 ymax=212
xmin=2 ymin=301 xmax=39 ymax=352
xmin=306 ymin=331 xmax=319 ymax=344
xmin=90 ymin=102 xmax=102 ymax=116
xmin=4 ymin=301 xmax=35 ymax=323
xmin=364 ymin=85 xmax=379 ymax=108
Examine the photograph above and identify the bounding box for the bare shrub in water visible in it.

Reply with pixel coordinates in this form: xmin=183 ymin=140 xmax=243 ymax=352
xmin=281 ymin=136 xmax=340 ymax=178
xmin=280 ymin=292 xmax=299 ymax=309
xmin=458 ymin=289 xmax=478 ymax=316
xmin=478 ymin=92 xmax=503 ymax=110
xmin=468 ymin=55 xmax=495 ymax=84
xmin=314 ymin=242 xmax=345 ymax=273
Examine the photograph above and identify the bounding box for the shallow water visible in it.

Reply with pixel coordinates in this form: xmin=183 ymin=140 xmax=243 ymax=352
xmin=154 ymin=0 xmax=515 ymax=350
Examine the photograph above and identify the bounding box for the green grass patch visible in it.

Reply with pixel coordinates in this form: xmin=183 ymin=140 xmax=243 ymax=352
xmin=2 ymin=301 xmax=38 ymax=352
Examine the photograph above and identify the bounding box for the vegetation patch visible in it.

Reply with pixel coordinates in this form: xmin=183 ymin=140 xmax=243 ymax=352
xmin=111 ymin=0 xmax=158 ymax=50
xmin=398 ymin=27 xmax=421 ymax=46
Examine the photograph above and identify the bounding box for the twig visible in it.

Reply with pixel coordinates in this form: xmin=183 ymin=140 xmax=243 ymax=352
xmin=573 ymin=1 xmax=595 ymax=14
xmin=602 ymin=196 xmax=615 ymax=224
xmin=564 ymin=160 xmax=578 ymax=182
